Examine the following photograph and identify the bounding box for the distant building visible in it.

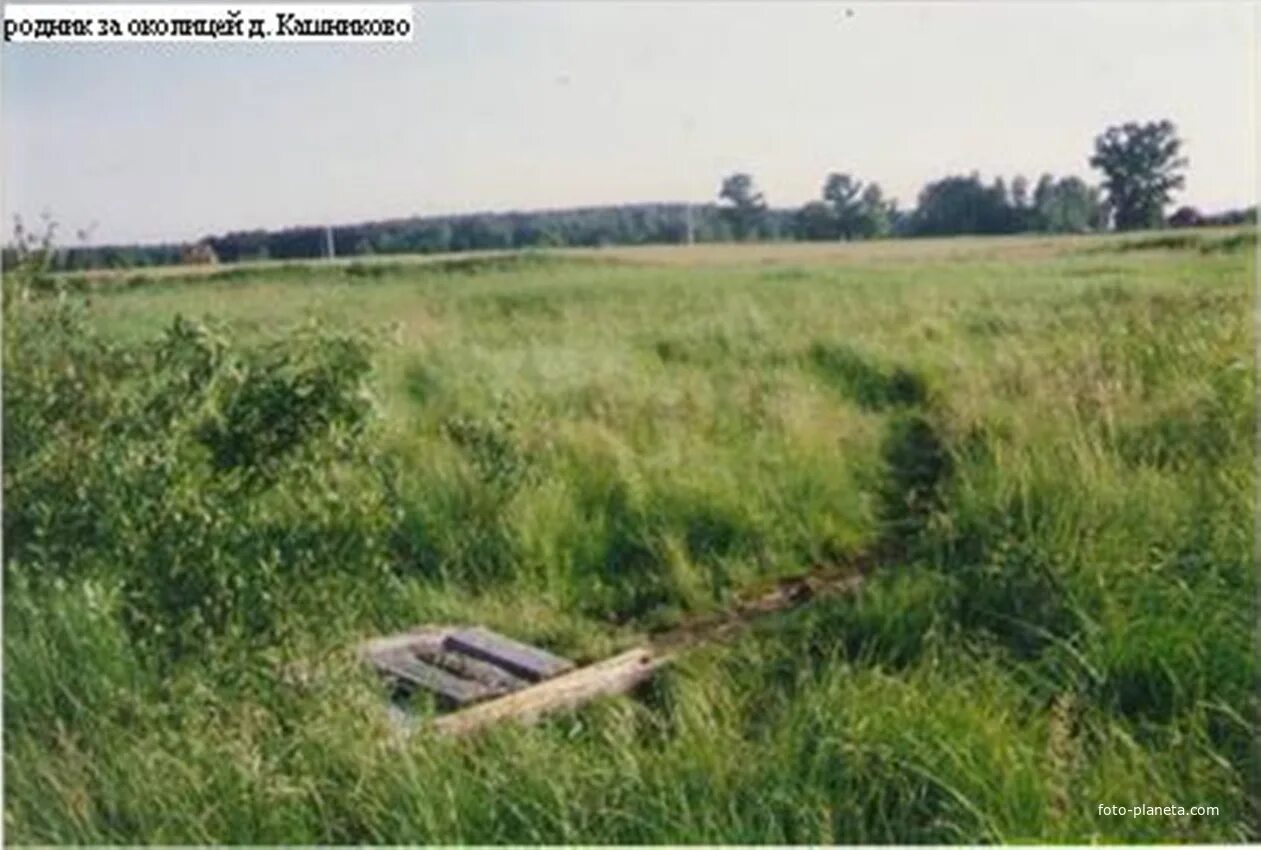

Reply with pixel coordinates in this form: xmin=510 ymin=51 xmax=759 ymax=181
xmin=181 ymin=241 xmax=220 ymax=265
xmin=1167 ymin=206 xmax=1204 ymax=229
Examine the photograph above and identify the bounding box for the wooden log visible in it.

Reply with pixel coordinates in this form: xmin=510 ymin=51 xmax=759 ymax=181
xmin=444 ymin=627 xmax=575 ymax=682
xmin=433 ymin=647 xmax=669 ymax=737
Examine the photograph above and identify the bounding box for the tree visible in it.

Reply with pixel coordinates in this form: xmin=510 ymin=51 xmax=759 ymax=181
xmin=1034 ymin=176 xmax=1104 ymax=233
xmin=1033 ymin=173 xmax=1055 ymax=209
xmin=794 ymin=201 xmax=837 ymax=241
xmin=821 ymin=173 xmax=892 ymax=240
xmin=855 ymin=184 xmax=893 ymax=238
xmin=1007 ymin=175 xmax=1041 ymax=230
xmin=823 ymin=173 xmax=864 ymax=239
xmin=991 ymin=177 xmax=1009 ymax=208
xmin=987 ymin=178 xmax=1019 ymax=232
xmin=1011 ymin=175 xmax=1030 ymax=210
xmin=1089 ymin=119 xmax=1188 ymax=230
xmin=911 ymin=173 xmax=1017 ymax=236
xmin=718 ymin=173 xmax=767 ymax=241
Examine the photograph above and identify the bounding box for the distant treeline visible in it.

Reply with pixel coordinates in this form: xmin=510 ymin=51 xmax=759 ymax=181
xmin=13 ymin=190 xmax=1256 ymax=273
xmin=212 ymin=203 xmax=757 ymax=263
xmin=19 ymin=203 xmax=735 ymax=271
xmin=8 ymin=123 xmax=1257 ymax=272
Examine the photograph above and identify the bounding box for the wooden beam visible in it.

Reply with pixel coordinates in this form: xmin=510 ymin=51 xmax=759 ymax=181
xmin=360 ymin=627 xmax=449 ymax=660
xmin=444 ymin=627 xmax=575 ymax=682
xmin=433 ymin=647 xmax=669 ymax=737
xmin=375 ymin=650 xmax=502 ymax=707
xmin=411 ymin=644 xmax=532 ymax=692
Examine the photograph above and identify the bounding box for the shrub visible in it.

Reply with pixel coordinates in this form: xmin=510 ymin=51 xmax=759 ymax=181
xmin=4 ymin=255 xmax=394 ymax=656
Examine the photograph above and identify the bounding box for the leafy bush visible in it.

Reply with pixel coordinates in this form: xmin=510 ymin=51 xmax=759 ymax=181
xmin=4 ymin=250 xmax=395 ymax=656
xmin=189 ymin=319 xmax=376 ymax=484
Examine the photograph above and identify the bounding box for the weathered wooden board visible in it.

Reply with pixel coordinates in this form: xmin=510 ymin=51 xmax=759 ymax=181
xmin=360 ymin=627 xmax=448 ymax=660
xmin=374 ymin=648 xmax=502 ymax=707
xmin=434 ymin=647 xmax=669 ymax=737
xmin=410 ymin=644 xmax=532 ymax=692
xmin=444 ymin=626 xmax=576 ymax=682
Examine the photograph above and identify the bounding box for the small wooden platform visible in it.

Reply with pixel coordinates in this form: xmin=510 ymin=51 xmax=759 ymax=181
xmin=360 ymin=626 xmax=577 ymax=711
xmin=359 ymin=564 xmax=867 ymax=737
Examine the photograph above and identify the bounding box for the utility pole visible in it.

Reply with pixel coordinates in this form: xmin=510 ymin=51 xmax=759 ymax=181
xmin=325 ymin=225 xmax=335 ymax=260
xmin=685 ymin=203 xmax=694 ymax=245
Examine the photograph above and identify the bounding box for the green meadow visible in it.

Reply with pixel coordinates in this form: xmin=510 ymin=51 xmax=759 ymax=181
xmin=3 ymin=230 xmax=1255 ymax=843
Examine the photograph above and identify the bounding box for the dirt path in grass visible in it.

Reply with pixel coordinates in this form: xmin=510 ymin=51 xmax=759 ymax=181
xmin=644 ymin=549 xmax=884 ymax=654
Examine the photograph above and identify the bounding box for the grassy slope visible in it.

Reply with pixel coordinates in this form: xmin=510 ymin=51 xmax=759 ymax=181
xmin=6 ymin=231 xmax=1256 ymax=842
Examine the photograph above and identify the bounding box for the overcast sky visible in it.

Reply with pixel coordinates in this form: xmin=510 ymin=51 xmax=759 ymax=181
xmin=2 ymin=1 xmax=1256 ymax=245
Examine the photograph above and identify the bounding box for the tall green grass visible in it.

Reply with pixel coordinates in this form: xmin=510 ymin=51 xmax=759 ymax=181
xmin=4 ymin=233 xmax=1255 ymax=842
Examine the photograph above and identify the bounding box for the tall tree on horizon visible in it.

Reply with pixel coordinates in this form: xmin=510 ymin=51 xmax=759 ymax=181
xmin=822 ymin=173 xmax=892 ymax=240
xmin=1089 ymin=119 xmax=1188 ymax=231
xmin=856 ymin=183 xmax=893 ymax=238
xmin=718 ymin=173 xmax=767 ymax=241
xmin=823 ymin=173 xmax=864 ymax=239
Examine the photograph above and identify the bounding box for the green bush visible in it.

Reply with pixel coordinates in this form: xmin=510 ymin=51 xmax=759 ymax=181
xmin=4 ymin=262 xmax=395 ymax=657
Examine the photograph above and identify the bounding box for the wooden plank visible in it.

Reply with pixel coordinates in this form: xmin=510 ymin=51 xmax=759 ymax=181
xmin=433 ymin=647 xmax=670 ymax=737
xmin=374 ymin=649 xmax=501 ymax=707
xmin=411 ymin=644 xmax=532 ymax=692
xmin=359 ymin=627 xmax=449 ymax=661
xmin=444 ymin=627 xmax=575 ymax=682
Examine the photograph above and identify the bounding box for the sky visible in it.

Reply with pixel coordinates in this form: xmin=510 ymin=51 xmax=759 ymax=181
xmin=2 ymin=1 xmax=1257 ymax=245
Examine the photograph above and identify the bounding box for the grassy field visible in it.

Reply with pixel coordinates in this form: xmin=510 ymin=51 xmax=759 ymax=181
xmin=4 ymin=229 xmax=1256 ymax=842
